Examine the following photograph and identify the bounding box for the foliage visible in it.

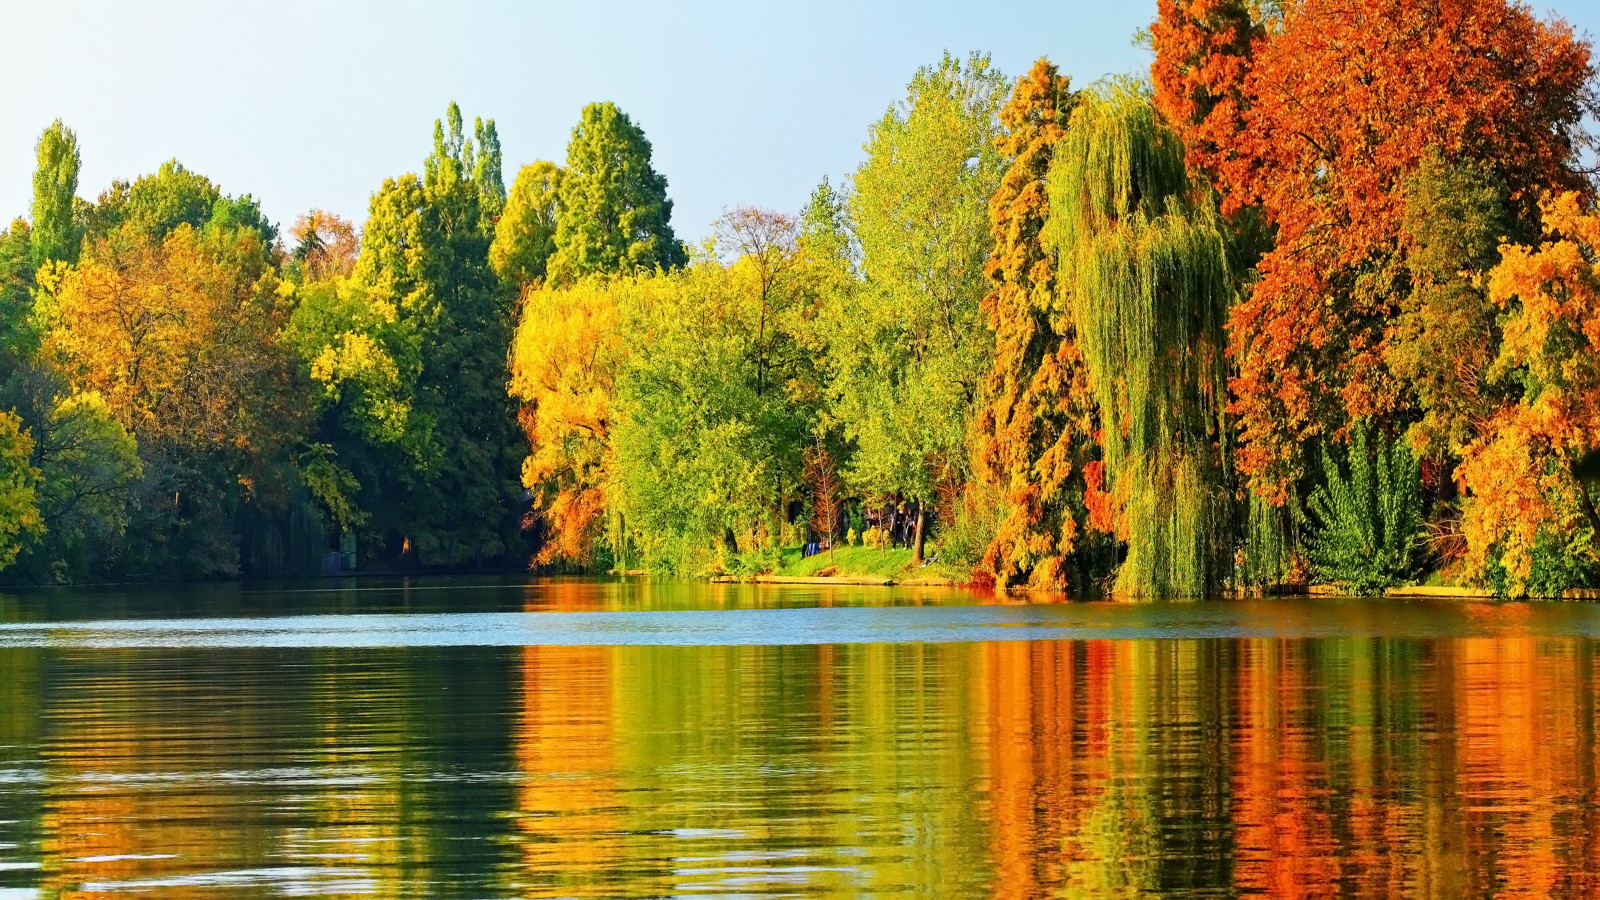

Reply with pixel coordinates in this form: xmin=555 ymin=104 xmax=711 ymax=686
xmin=546 ymin=103 xmax=686 ymax=284
xmin=1303 ymin=424 xmax=1423 ymax=596
xmin=974 ymin=57 xmax=1097 ymax=590
xmin=31 ymin=120 xmax=82 ymax=268
xmin=609 ymin=238 xmax=816 ymax=576
xmin=1153 ymin=0 xmax=1594 ymax=499
xmin=290 ymin=210 xmax=359 ymax=282
xmin=1046 ymin=83 xmax=1235 ymax=598
xmin=832 ymin=51 xmax=1007 ymax=562
xmin=1460 ymin=192 xmax=1600 ymax=595
xmin=509 ymin=276 xmax=628 ymax=567
xmin=491 ymin=161 xmax=563 ymax=289
xmin=346 ymin=103 xmax=527 ymax=566
xmin=0 ymin=412 xmax=42 ymax=572
xmin=1485 ymin=526 xmax=1597 ymax=599
xmin=0 ymin=365 xmax=141 ymax=583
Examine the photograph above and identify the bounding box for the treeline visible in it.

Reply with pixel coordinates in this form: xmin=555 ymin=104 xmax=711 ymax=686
xmin=1 ymin=0 xmax=1597 ymax=597
xmin=511 ymin=0 xmax=1600 ymax=599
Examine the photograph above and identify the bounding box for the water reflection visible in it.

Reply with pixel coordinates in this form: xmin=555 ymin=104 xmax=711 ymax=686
xmin=0 ymin=582 xmax=1597 ymax=896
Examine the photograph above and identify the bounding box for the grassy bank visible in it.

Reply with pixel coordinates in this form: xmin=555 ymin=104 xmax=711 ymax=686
xmin=771 ymin=545 xmax=969 ymax=584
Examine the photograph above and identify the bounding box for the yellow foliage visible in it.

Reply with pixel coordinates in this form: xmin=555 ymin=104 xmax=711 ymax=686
xmin=1461 ymin=192 xmax=1600 ymax=591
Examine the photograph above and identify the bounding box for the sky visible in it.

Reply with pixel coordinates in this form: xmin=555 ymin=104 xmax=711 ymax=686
xmin=4 ymin=0 xmax=1599 ymax=245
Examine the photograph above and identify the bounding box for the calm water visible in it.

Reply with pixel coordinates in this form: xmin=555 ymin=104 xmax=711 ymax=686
xmin=2 ymin=579 xmax=1600 ymax=898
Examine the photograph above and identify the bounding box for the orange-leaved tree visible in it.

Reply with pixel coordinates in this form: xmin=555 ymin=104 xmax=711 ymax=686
xmin=974 ymin=57 xmax=1100 ymax=590
xmin=1461 ymin=193 xmax=1600 ymax=594
xmin=1152 ymin=0 xmax=1594 ymax=500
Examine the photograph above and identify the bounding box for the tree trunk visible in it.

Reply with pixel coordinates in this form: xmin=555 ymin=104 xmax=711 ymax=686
xmin=912 ymin=500 xmax=927 ymax=567
xmin=723 ymin=527 xmax=740 ymax=557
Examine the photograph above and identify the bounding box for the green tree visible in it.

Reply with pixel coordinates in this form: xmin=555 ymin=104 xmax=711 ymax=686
xmin=31 ymin=120 xmax=82 ymax=268
xmin=0 ymin=364 xmax=140 ymax=583
xmin=0 ymin=412 xmax=41 ymax=572
xmin=345 ymin=103 xmax=526 ymax=566
xmin=491 ymin=161 xmax=563 ymax=289
xmin=547 ymin=102 xmax=686 ymax=283
xmin=832 ymin=51 xmax=1007 ymax=564
xmin=1045 ymin=83 xmax=1236 ymax=598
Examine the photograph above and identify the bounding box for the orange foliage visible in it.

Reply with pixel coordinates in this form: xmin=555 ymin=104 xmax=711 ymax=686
xmin=291 ymin=209 xmax=360 ymax=281
xmin=509 ymin=278 xmax=625 ymax=565
xmin=1153 ymin=0 xmax=1594 ymax=498
xmin=975 ymin=58 xmax=1096 ymax=589
xmin=1460 ymin=193 xmax=1600 ymax=589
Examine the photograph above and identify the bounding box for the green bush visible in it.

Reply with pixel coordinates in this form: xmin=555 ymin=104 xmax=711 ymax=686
xmin=1486 ymin=526 xmax=1597 ymax=599
xmin=1303 ymin=423 xmax=1423 ymax=596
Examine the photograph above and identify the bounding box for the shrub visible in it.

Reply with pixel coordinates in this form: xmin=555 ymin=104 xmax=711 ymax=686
xmin=1303 ymin=423 xmax=1423 ymax=596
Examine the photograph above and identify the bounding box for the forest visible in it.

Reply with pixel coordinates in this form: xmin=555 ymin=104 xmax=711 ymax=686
xmin=0 ymin=0 xmax=1597 ymax=598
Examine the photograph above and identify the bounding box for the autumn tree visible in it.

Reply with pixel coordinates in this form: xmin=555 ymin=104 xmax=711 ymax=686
xmin=36 ymin=220 xmax=299 ymax=576
xmin=290 ymin=210 xmax=360 ymax=282
xmin=1046 ymin=84 xmax=1236 ymax=598
xmin=546 ymin=102 xmax=686 ymax=284
xmin=491 ymin=161 xmax=563 ymax=290
xmin=974 ymin=57 xmax=1099 ymax=590
xmin=1152 ymin=0 xmax=1595 ymax=499
xmin=833 ymin=51 xmax=1007 ymax=565
xmin=1459 ymin=193 xmax=1600 ymax=596
xmin=508 ymin=276 xmax=628 ymax=567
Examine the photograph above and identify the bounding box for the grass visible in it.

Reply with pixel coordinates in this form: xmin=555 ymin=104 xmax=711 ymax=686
xmin=774 ymin=544 xmax=916 ymax=580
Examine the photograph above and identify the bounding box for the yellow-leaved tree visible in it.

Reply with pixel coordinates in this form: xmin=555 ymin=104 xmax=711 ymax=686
xmin=1461 ymin=192 xmax=1600 ymax=595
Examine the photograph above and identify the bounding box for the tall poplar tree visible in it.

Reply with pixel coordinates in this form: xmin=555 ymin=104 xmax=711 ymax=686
xmin=1046 ymin=84 xmax=1236 ymax=598
xmin=31 ymin=120 xmax=81 ymax=268
xmin=546 ymin=102 xmax=686 ymax=283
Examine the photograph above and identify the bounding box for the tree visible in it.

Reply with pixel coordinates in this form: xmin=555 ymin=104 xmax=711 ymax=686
xmin=31 ymin=120 xmax=82 ymax=268
xmin=1460 ymin=192 xmax=1600 ymax=595
xmin=491 ymin=161 xmax=563 ymax=289
xmin=546 ymin=102 xmax=686 ymax=283
xmin=973 ymin=57 xmax=1098 ymax=590
xmin=346 ymin=103 xmax=526 ymax=566
xmin=508 ymin=276 xmax=628 ymax=567
xmin=290 ymin=209 xmax=360 ymax=282
xmin=35 ymin=222 xmax=300 ymax=576
xmin=1151 ymin=0 xmax=1595 ymax=499
xmin=0 ymin=412 xmax=41 ymax=572
xmin=0 ymin=364 xmax=141 ymax=583
xmin=610 ymin=250 xmax=813 ymax=574
xmin=1045 ymin=84 xmax=1236 ymax=598
xmin=835 ymin=51 xmax=1007 ymax=565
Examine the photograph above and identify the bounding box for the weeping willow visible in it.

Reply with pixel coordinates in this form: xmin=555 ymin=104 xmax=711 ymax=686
xmin=1045 ymin=83 xmax=1235 ymax=598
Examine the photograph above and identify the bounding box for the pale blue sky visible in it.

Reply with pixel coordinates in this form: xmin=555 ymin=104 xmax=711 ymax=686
xmin=4 ymin=0 xmax=1597 ymax=244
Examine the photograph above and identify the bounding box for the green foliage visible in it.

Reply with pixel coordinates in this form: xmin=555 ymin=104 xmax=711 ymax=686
xmin=1485 ymin=526 xmax=1597 ymax=599
xmin=0 ymin=367 xmax=141 ymax=583
xmin=610 ymin=257 xmax=813 ymax=576
xmin=1046 ymin=82 xmax=1235 ymax=598
xmin=831 ymin=52 xmax=1006 ymax=514
xmin=491 ymin=161 xmax=562 ymax=288
xmin=1304 ymin=424 xmax=1423 ymax=595
xmin=1239 ymin=492 xmax=1295 ymax=590
xmin=0 ymin=412 xmax=42 ymax=572
xmin=547 ymin=102 xmax=686 ymax=283
xmin=0 ymin=220 xmax=37 ymax=358
xmin=346 ymin=103 xmax=527 ymax=566
xmin=31 ymin=120 xmax=82 ymax=268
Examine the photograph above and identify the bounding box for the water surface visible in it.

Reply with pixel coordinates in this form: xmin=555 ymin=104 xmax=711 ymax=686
xmin=1 ymin=578 xmax=1597 ymax=897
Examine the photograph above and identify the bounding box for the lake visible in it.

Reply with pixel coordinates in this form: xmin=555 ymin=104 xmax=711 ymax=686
xmin=2 ymin=577 xmax=1599 ymax=897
